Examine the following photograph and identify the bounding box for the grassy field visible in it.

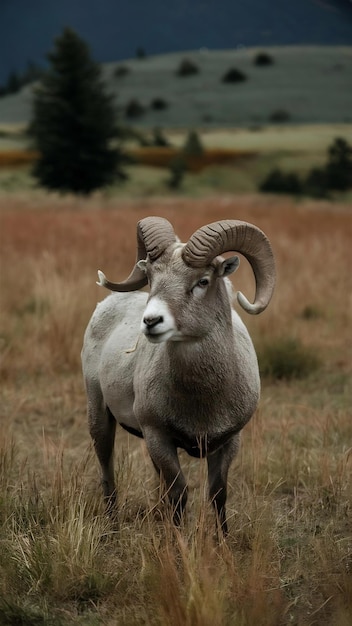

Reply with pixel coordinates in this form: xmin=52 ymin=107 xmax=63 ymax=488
xmin=0 ymin=188 xmax=351 ymax=625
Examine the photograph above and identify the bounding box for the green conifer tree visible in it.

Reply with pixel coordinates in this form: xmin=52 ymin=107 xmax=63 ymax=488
xmin=29 ymin=28 xmax=123 ymax=194
xmin=326 ymin=137 xmax=352 ymax=191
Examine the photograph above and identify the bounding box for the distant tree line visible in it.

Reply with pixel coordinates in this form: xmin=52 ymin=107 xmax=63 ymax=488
xmin=0 ymin=61 xmax=44 ymax=97
xmin=260 ymin=138 xmax=352 ymax=197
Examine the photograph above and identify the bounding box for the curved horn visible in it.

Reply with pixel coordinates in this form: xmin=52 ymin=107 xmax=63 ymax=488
xmin=97 ymin=216 xmax=177 ymax=292
xmin=182 ymin=220 xmax=276 ymax=314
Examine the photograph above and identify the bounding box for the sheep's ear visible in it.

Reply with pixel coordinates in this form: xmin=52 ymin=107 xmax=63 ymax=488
xmin=137 ymin=259 xmax=148 ymax=273
xmin=217 ymin=256 xmax=240 ymax=277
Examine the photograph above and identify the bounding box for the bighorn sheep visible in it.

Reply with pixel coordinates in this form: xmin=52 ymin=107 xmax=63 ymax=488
xmin=81 ymin=217 xmax=275 ymax=534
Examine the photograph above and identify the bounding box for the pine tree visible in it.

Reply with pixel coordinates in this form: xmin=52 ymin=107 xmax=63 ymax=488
xmin=29 ymin=28 xmax=123 ymax=194
xmin=326 ymin=137 xmax=352 ymax=191
xmin=6 ymin=70 xmax=21 ymax=94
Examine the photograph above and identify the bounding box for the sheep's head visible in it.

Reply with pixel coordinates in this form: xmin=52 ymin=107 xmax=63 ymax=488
xmin=97 ymin=216 xmax=276 ymax=343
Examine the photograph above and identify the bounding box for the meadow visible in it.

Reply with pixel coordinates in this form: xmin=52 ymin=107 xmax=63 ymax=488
xmin=0 ymin=183 xmax=351 ymax=625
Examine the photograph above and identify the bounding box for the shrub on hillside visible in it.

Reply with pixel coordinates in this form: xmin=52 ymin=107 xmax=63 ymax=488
xmin=136 ymin=47 xmax=146 ymax=59
xmin=254 ymin=52 xmax=274 ymax=66
xmin=303 ymin=167 xmax=329 ymax=198
xmin=302 ymin=137 xmax=352 ymax=196
xmin=165 ymin=130 xmax=203 ymax=188
xmin=260 ymin=168 xmax=302 ymax=194
xmin=176 ymin=58 xmax=200 ymax=77
xmin=258 ymin=337 xmax=320 ymax=380
xmin=299 ymin=305 xmax=323 ymax=321
xmin=325 ymin=137 xmax=352 ymax=190
xmin=182 ymin=130 xmax=204 ymax=157
xmin=125 ymin=98 xmax=145 ymax=118
xmin=222 ymin=68 xmax=247 ymax=83
xmin=269 ymin=109 xmax=291 ymax=123
xmin=167 ymin=155 xmax=186 ymax=189
xmin=115 ymin=65 xmax=130 ymax=77
xmin=150 ymin=97 xmax=169 ymax=110
xmin=260 ymin=138 xmax=352 ymax=197
xmin=151 ymin=127 xmax=170 ymax=147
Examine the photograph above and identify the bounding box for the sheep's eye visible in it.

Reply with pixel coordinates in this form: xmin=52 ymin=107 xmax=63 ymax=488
xmin=191 ymin=277 xmax=210 ymax=295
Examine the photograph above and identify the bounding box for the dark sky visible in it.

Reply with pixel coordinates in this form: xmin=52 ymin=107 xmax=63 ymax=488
xmin=1 ymin=0 xmax=352 ymax=84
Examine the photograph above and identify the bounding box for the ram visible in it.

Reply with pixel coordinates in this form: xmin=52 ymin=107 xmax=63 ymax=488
xmin=81 ymin=217 xmax=276 ymax=534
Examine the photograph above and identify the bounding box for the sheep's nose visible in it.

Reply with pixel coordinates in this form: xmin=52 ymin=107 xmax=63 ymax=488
xmin=143 ymin=315 xmax=163 ymax=329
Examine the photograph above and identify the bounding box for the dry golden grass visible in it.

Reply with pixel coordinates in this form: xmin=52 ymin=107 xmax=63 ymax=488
xmin=0 ymin=191 xmax=351 ymax=625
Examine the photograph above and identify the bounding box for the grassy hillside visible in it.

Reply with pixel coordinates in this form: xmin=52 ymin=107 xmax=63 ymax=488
xmin=0 ymin=46 xmax=351 ymax=127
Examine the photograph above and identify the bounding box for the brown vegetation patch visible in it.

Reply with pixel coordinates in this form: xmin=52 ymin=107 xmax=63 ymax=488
xmin=0 ymin=149 xmax=39 ymax=167
xmin=130 ymin=146 xmax=257 ymax=172
xmin=0 ymin=147 xmax=256 ymax=173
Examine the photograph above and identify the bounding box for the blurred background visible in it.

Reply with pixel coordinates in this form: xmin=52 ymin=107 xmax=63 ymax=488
xmin=0 ymin=0 xmax=351 ymax=198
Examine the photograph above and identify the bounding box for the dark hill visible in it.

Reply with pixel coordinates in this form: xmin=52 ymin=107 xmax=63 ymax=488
xmin=1 ymin=0 xmax=352 ymax=84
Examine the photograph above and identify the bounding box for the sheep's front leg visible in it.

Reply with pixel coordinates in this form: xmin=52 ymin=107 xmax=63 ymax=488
xmin=143 ymin=426 xmax=187 ymax=525
xmin=207 ymin=434 xmax=240 ymax=535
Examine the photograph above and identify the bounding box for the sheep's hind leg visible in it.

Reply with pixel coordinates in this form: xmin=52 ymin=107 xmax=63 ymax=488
xmin=207 ymin=434 xmax=240 ymax=536
xmin=88 ymin=397 xmax=117 ymax=514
